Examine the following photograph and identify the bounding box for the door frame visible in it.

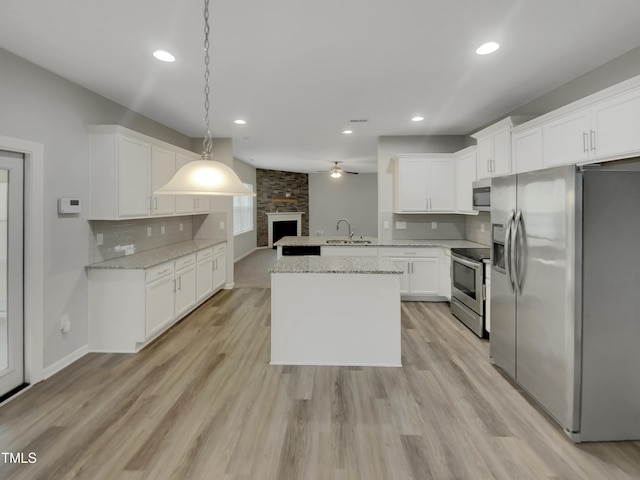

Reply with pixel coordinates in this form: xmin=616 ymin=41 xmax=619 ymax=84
xmin=0 ymin=135 xmax=44 ymax=385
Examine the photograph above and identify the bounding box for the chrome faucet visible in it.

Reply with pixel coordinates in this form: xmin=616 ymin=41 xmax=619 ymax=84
xmin=336 ymin=218 xmax=354 ymax=240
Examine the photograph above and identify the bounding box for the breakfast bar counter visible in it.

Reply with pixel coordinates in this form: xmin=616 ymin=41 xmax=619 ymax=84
xmin=269 ymin=256 xmax=402 ymax=367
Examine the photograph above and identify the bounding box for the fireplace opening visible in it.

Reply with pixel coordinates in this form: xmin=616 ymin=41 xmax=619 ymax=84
xmin=273 ymin=220 xmax=298 ymax=248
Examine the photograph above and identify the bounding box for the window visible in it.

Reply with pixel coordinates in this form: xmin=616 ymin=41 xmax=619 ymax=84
xmin=233 ymin=183 xmax=254 ymax=235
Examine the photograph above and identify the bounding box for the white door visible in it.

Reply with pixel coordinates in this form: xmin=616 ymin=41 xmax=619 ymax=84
xmin=427 ymin=158 xmax=455 ymax=211
xmin=410 ymin=257 xmax=439 ymax=295
xmin=145 ymin=274 xmax=175 ymax=338
xmin=118 ymin=136 xmax=151 ymax=217
xmin=0 ymin=151 xmax=24 ymax=398
xmin=396 ymin=158 xmax=428 ymax=212
xmin=151 ymin=147 xmax=175 ymax=216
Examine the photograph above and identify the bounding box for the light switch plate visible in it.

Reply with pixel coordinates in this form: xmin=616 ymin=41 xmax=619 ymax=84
xmin=219 ymin=221 xmax=225 ymax=229
xmin=180 ymin=223 xmax=183 ymax=231
xmin=96 ymin=233 xmax=103 ymax=246
xmin=161 ymin=225 xmax=166 ymax=234
xmin=396 ymin=221 xmax=407 ymax=230
xmin=383 ymin=221 xmax=390 ymax=229
xmin=431 ymin=222 xmax=437 ymax=229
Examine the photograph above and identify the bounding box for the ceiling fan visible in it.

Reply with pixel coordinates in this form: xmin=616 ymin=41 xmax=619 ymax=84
xmin=320 ymin=162 xmax=359 ymax=178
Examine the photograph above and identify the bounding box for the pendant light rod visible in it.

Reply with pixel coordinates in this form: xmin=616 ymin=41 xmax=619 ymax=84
xmin=202 ymin=0 xmax=213 ymax=160
xmin=155 ymin=0 xmax=255 ymax=196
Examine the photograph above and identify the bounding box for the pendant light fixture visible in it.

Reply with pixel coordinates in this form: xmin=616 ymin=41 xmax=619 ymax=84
xmin=155 ymin=0 xmax=255 ymax=197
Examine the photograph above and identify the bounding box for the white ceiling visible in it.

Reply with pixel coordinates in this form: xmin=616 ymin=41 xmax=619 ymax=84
xmin=2 ymin=1 xmax=640 ymax=174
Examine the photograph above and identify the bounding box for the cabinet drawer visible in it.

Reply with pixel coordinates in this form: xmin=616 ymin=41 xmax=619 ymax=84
xmin=174 ymin=253 xmax=196 ymax=270
xmin=213 ymin=243 xmax=226 ymax=255
xmin=197 ymin=247 xmax=214 ymax=261
xmin=379 ymin=247 xmax=440 ymax=258
xmin=146 ymin=262 xmax=174 ymax=283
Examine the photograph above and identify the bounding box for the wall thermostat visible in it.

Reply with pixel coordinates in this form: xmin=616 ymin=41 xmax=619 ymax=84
xmin=58 ymin=197 xmax=81 ymax=214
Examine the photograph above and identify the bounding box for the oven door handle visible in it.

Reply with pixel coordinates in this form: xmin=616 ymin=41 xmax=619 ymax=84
xmin=505 ymin=210 xmax=515 ymax=294
xmin=451 ymin=254 xmax=482 ymax=270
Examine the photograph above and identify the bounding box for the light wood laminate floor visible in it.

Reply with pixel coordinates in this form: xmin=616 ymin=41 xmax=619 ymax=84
xmin=1 ymin=288 xmax=639 ymax=478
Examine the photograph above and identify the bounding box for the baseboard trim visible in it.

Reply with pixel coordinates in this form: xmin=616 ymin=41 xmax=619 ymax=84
xmin=43 ymin=344 xmax=89 ymax=379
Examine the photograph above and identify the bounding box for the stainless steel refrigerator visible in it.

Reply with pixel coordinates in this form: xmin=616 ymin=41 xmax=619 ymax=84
xmin=490 ymin=163 xmax=640 ymax=442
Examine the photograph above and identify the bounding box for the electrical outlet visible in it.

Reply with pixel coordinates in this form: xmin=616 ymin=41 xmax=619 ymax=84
xmin=383 ymin=221 xmax=390 ymax=230
xmin=219 ymin=221 xmax=225 ymax=230
xmin=96 ymin=233 xmax=103 ymax=246
xmin=147 ymin=227 xmax=152 ymax=237
xmin=480 ymin=223 xmax=485 ymax=232
xmin=161 ymin=225 xmax=166 ymax=234
xmin=431 ymin=222 xmax=437 ymax=229
xmin=179 ymin=223 xmax=184 ymax=231
xmin=60 ymin=314 xmax=71 ymax=333
xmin=396 ymin=221 xmax=407 ymax=230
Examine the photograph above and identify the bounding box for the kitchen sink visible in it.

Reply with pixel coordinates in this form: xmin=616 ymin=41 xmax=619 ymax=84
xmin=324 ymin=239 xmax=372 ymax=244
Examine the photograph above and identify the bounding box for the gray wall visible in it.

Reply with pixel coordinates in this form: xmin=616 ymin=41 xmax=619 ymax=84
xmin=0 ymin=47 xmax=217 ymax=369
xmin=233 ymin=158 xmax=257 ymax=261
xmin=513 ymin=45 xmax=640 ymax=117
xmin=309 ymin=173 xmax=378 ymax=238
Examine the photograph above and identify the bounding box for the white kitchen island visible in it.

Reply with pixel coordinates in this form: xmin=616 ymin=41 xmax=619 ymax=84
xmin=269 ymin=256 xmax=402 ymax=367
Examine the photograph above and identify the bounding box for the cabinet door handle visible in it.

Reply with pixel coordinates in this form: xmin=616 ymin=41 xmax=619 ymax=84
xmin=154 ymin=197 xmax=158 ymax=211
xmin=590 ymin=130 xmax=596 ymax=152
xmin=426 ymin=197 xmax=429 ymax=210
xmin=157 ymin=269 xmax=170 ymax=275
xmin=178 ymin=276 xmax=182 ymax=290
xmin=583 ymin=131 xmax=589 ymax=153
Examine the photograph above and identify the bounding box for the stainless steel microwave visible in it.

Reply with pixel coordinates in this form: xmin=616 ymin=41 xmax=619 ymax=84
xmin=472 ymin=179 xmax=491 ymax=211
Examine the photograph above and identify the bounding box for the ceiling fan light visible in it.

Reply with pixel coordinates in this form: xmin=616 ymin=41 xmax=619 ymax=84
xmin=330 ymin=169 xmax=342 ymax=178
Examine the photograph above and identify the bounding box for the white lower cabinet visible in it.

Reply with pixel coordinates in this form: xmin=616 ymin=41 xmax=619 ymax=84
xmin=213 ymin=244 xmax=227 ymax=290
xmin=196 ymin=248 xmax=214 ymax=303
xmin=379 ymin=247 xmax=445 ymax=300
xmin=174 ymin=254 xmax=197 ymax=319
xmin=89 ymin=242 xmax=226 ymax=353
xmin=145 ymin=263 xmax=175 ymax=338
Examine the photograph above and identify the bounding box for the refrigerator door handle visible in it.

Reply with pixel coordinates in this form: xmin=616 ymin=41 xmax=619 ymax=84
xmin=505 ymin=210 xmax=515 ymax=293
xmin=512 ymin=210 xmax=523 ymax=296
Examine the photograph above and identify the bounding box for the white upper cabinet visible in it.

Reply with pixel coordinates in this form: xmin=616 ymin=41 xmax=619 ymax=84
xmin=513 ymin=126 xmax=543 ymax=173
xmin=542 ymin=109 xmax=592 ymax=167
xmin=590 ymin=87 xmax=640 ymax=159
xmin=472 ymin=117 xmax=529 ymax=179
xmin=88 ymin=125 xmax=205 ymax=220
xmin=393 ymin=154 xmax=455 ymax=213
xmin=151 ymin=146 xmax=176 ymax=216
xmin=117 ymin=136 xmax=152 ymax=217
xmin=510 ymin=74 xmax=640 ymax=170
xmin=174 ymin=154 xmax=210 ymax=214
xmin=454 ymin=146 xmax=477 ymax=213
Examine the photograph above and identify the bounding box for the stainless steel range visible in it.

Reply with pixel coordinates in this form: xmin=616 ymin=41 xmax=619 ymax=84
xmin=450 ymin=247 xmax=490 ymax=337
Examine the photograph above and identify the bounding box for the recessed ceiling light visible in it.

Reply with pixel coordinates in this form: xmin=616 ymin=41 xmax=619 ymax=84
xmin=234 ymin=119 xmax=247 ymax=125
xmin=476 ymin=42 xmax=500 ymax=55
xmin=342 ymin=130 xmax=353 ymax=135
xmin=411 ymin=116 xmax=424 ymax=122
xmin=153 ymin=50 xmax=175 ymax=62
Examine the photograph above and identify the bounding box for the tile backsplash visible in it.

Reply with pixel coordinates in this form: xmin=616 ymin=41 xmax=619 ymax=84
xmin=391 ymin=214 xmax=466 ymax=240
xmin=464 ymin=212 xmax=491 ymax=246
xmin=89 ymin=215 xmax=205 ymax=263
xmin=381 ymin=211 xmax=491 ymax=246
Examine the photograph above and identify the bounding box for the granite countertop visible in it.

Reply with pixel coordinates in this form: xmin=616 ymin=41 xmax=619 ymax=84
xmin=269 ymin=256 xmax=403 ymax=274
xmin=273 ymin=236 xmax=487 ymax=249
xmin=87 ymin=239 xmax=226 ymax=270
